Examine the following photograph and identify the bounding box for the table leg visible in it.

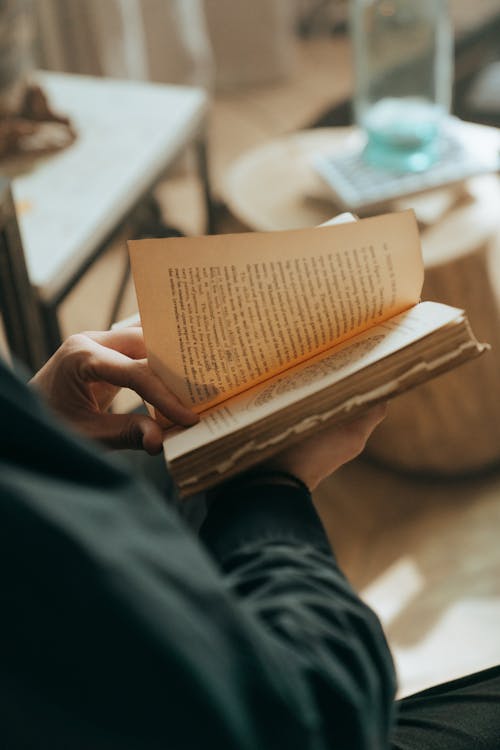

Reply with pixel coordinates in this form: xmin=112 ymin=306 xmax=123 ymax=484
xmin=107 ymin=251 xmax=132 ymax=330
xmin=39 ymin=300 xmax=64 ymax=357
xmin=195 ymin=135 xmax=217 ymax=235
xmin=0 ymin=179 xmax=49 ymax=372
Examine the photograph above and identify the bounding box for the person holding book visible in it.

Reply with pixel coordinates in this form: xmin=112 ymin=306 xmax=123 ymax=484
xmin=129 ymin=211 xmax=485 ymax=496
xmin=1 ymin=326 xmax=499 ymax=749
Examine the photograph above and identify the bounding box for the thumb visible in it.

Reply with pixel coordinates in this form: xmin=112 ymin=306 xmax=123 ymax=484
xmin=82 ymin=412 xmax=166 ymax=455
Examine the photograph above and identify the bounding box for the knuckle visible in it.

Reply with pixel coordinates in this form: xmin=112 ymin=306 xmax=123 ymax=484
xmin=64 ymin=333 xmax=89 ymax=353
xmin=126 ymin=359 xmax=149 ymax=388
xmin=63 ymin=335 xmax=107 ymax=383
xmin=60 ymin=334 xmax=93 ymax=371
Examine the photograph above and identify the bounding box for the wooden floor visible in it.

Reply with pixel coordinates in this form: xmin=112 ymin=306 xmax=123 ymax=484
xmin=60 ymin=34 xmax=500 ymax=699
xmin=315 ymin=458 xmax=500 ymax=697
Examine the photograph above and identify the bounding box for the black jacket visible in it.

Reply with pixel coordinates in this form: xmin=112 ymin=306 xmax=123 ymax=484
xmin=0 ymin=359 xmax=396 ymax=749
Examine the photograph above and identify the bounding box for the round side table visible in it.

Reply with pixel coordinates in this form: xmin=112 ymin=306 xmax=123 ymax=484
xmin=223 ymin=127 xmax=500 ymax=475
xmin=223 ymin=127 xmax=356 ymax=231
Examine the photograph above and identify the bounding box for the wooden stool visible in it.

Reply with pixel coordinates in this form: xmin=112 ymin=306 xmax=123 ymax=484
xmin=366 ymin=175 xmax=500 ymax=475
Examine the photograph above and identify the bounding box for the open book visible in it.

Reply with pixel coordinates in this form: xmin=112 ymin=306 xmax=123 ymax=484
xmin=129 ymin=210 xmax=487 ymax=497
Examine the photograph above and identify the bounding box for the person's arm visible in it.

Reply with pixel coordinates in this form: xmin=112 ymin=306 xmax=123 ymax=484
xmin=2 ymin=335 xmax=395 ymax=749
xmin=200 ymin=409 xmax=395 ymax=750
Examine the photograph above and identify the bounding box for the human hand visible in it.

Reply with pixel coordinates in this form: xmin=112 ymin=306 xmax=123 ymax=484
xmin=261 ymin=404 xmax=387 ymax=491
xmin=30 ymin=327 xmax=198 ymax=454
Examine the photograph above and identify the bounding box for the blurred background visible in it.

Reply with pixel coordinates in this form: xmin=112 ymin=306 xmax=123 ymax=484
xmin=1 ymin=0 xmax=499 ymax=335
xmin=0 ymin=0 xmax=353 ymax=338
xmin=1 ymin=0 xmax=500 ymax=701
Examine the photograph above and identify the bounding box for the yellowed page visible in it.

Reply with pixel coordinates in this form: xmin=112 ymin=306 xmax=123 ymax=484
xmin=164 ymin=302 xmax=484 ymax=487
xmin=129 ymin=209 xmax=423 ymax=411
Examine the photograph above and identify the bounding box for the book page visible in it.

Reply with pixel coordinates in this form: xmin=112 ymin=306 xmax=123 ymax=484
xmin=163 ymin=302 xmax=475 ymax=464
xmin=130 ymin=210 xmax=423 ymax=411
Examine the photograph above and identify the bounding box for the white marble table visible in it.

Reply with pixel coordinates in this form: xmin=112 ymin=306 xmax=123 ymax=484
xmin=4 ymin=71 xmax=210 ymax=368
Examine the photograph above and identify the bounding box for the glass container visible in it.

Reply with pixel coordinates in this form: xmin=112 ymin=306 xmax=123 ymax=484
xmin=350 ymin=0 xmax=453 ymax=172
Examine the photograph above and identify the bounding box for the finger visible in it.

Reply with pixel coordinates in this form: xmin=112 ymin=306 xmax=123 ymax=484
xmin=351 ymin=402 xmax=387 ymax=430
xmin=311 ymin=403 xmax=387 ymax=470
xmin=341 ymin=402 xmax=387 ymax=445
xmin=82 ymin=341 xmax=198 ymax=426
xmin=315 ymin=403 xmax=387 ymax=457
xmin=82 ymin=412 xmax=165 ymax=455
xmin=110 ymin=312 xmax=141 ymax=330
xmin=262 ymin=402 xmax=387 ymax=489
xmin=84 ymin=327 xmax=147 ymax=360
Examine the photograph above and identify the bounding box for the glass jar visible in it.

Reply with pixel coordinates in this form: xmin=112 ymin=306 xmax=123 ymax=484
xmin=350 ymin=0 xmax=453 ymax=172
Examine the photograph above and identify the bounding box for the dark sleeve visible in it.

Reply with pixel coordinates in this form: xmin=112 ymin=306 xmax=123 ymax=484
xmin=200 ymin=480 xmax=397 ymax=749
xmin=0 ymin=360 xmax=396 ymax=750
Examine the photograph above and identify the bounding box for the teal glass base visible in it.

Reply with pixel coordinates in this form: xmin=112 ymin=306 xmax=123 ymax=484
xmin=362 ymin=135 xmax=440 ymax=173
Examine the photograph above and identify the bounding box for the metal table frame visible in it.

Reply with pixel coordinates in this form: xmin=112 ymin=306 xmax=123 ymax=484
xmin=0 ymin=133 xmax=214 ymax=373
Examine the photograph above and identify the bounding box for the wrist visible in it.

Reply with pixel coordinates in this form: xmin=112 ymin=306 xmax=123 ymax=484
xmin=202 ymin=471 xmax=330 ymax=563
xmin=208 ymin=468 xmax=312 ymax=509
xmin=259 ymin=459 xmax=317 ymax=491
